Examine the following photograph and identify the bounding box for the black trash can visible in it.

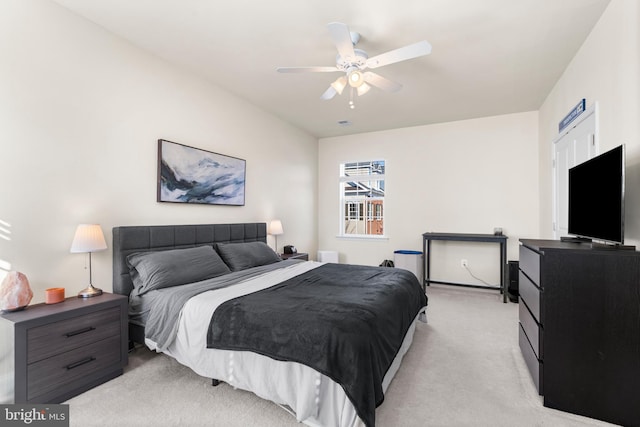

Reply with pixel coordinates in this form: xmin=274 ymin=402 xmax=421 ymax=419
xmin=508 ymin=260 xmax=519 ymax=302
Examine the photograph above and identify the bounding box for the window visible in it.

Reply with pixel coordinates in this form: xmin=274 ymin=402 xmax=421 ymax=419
xmin=339 ymin=160 xmax=385 ymax=237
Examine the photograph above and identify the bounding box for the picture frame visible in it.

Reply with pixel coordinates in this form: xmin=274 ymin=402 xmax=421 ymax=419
xmin=157 ymin=139 xmax=246 ymax=206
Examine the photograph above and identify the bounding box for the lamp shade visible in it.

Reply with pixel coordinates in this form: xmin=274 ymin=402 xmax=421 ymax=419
xmin=269 ymin=220 xmax=283 ymax=236
xmin=70 ymin=224 xmax=107 ymax=253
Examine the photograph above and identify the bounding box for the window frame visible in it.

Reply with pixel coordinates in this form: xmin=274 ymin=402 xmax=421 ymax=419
xmin=338 ymin=160 xmax=386 ymax=239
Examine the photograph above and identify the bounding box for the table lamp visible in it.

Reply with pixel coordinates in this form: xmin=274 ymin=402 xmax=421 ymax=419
xmin=268 ymin=220 xmax=284 ymax=253
xmin=70 ymin=224 xmax=107 ymax=298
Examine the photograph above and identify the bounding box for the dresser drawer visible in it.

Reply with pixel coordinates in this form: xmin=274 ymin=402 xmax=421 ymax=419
xmin=27 ymin=335 xmax=121 ymax=401
xmin=519 ymin=244 xmax=540 ymax=286
xmin=519 ymin=271 xmax=541 ymax=323
xmin=27 ymin=307 xmax=120 ymax=364
xmin=519 ymin=300 xmax=542 ymax=359
xmin=519 ymin=325 xmax=542 ymax=395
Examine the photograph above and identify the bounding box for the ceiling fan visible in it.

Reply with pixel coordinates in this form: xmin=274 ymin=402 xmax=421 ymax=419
xmin=277 ymin=22 xmax=432 ymax=108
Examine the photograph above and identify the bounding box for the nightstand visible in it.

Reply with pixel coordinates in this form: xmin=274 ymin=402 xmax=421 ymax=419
xmin=280 ymin=252 xmax=309 ymax=261
xmin=0 ymin=292 xmax=128 ymax=403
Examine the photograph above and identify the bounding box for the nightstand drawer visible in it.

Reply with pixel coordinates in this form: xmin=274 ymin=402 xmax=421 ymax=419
xmin=27 ymin=307 xmax=120 ymax=364
xmin=27 ymin=335 xmax=121 ymax=401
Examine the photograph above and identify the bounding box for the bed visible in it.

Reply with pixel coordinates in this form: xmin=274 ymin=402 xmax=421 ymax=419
xmin=112 ymin=223 xmax=427 ymax=427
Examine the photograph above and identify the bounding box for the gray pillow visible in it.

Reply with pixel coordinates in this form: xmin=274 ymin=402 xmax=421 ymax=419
xmin=126 ymin=245 xmax=231 ymax=295
xmin=215 ymin=241 xmax=281 ymax=271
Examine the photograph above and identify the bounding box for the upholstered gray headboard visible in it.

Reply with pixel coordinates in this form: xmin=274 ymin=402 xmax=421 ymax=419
xmin=112 ymin=223 xmax=267 ymax=298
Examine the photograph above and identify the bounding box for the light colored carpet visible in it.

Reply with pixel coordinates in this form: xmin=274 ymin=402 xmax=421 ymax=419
xmin=66 ymin=285 xmax=617 ymax=426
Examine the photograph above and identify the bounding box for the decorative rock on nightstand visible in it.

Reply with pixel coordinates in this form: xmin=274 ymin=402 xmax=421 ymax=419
xmin=0 ymin=271 xmax=33 ymax=313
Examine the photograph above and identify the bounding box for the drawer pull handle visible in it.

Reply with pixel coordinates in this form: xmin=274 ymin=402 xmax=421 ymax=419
xmin=66 ymin=357 xmax=96 ymax=370
xmin=65 ymin=326 xmax=96 ymax=337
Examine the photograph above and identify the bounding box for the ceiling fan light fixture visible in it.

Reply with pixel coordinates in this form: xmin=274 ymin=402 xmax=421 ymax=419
xmin=331 ymin=76 xmax=347 ymax=95
xmin=278 ymin=22 xmax=432 ymax=108
xmin=347 ymin=69 xmax=364 ymax=88
xmin=356 ymin=82 xmax=371 ymax=96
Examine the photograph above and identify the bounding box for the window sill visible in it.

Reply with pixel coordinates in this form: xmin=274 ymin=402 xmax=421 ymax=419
xmin=336 ymin=235 xmax=389 ymax=241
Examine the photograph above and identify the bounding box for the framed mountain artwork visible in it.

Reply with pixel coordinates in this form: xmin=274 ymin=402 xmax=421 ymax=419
xmin=157 ymin=139 xmax=246 ymax=206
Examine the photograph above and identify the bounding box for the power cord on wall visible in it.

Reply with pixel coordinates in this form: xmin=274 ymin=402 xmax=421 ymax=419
xmin=463 ymin=264 xmax=492 ymax=287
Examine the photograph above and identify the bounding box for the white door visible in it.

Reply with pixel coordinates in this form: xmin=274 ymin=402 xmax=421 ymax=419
xmin=553 ymin=104 xmax=598 ymax=239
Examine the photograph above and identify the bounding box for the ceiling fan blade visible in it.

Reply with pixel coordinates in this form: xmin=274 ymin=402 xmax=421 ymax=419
xmin=363 ymin=72 xmax=402 ymax=92
xmin=320 ymin=86 xmax=338 ymax=100
xmin=327 ymin=22 xmax=356 ymax=62
xmin=277 ymin=66 xmax=340 ymax=73
xmin=366 ymin=40 xmax=432 ymax=69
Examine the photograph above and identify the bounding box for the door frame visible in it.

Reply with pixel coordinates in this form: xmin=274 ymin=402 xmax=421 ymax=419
xmin=551 ymin=102 xmax=599 ymax=239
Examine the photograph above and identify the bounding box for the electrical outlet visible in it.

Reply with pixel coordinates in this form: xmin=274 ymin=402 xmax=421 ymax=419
xmin=461 ymin=259 xmax=468 ymax=268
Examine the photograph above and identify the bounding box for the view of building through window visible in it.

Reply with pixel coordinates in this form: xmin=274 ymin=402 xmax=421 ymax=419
xmin=339 ymin=160 xmax=385 ymax=236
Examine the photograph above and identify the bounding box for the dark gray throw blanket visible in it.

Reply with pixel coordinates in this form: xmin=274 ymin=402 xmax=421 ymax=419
xmin=142 ymin=260 xmax=301 ymax=351
xmin=207 ymin=263 xmax=428 ymax=427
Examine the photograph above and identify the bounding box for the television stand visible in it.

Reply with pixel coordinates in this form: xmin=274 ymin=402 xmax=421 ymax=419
xmin=519 ymin=239 xmax=640 ymax=426
xmin=560 ymin=236 xmax=592 ymax=243
xmin=590 ymin=242 xmax=636 ymax=251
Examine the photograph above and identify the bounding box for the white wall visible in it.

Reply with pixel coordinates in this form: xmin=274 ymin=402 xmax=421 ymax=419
xmin=0 ymin=0 xmax=318 ymax=303
xmin=539 ymin=0 xmax=640 ymax=244
xmin=319 ymin=112 xmax=539 ymax=285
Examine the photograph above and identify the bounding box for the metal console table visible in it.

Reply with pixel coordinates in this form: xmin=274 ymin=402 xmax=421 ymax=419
xmin=422 ymin=232 xmax=508 ymax=303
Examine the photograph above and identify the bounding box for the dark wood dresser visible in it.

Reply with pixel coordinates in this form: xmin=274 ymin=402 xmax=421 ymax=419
xmin=519 ymin=239 xmax=640 ymax=427
xmin=0 ymin=292 xmax=128 ymax=403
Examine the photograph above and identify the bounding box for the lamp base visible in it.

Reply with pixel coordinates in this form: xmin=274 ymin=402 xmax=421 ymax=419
xmin=77 ymin=284 xmax=103 ymax=298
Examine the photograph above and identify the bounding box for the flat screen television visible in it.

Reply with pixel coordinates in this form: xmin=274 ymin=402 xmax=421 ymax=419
xmin=568 ymin=144 xmax=625 ymax=245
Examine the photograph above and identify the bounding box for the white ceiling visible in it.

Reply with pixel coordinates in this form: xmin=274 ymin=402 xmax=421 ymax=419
xmin=53 ymin=0 xmax=611 ymax=138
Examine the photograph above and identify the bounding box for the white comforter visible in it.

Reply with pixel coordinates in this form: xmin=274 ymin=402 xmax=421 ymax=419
xmin=145 ymin=261 xmax=421 ymax=427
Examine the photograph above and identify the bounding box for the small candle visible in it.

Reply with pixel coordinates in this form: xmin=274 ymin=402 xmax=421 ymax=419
xmin=45 ymin=287 xmax=65 ymax=304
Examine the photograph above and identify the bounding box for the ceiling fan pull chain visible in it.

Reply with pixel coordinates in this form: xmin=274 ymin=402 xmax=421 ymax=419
xmin=349 ymin=87 xmax=355 ymax=109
